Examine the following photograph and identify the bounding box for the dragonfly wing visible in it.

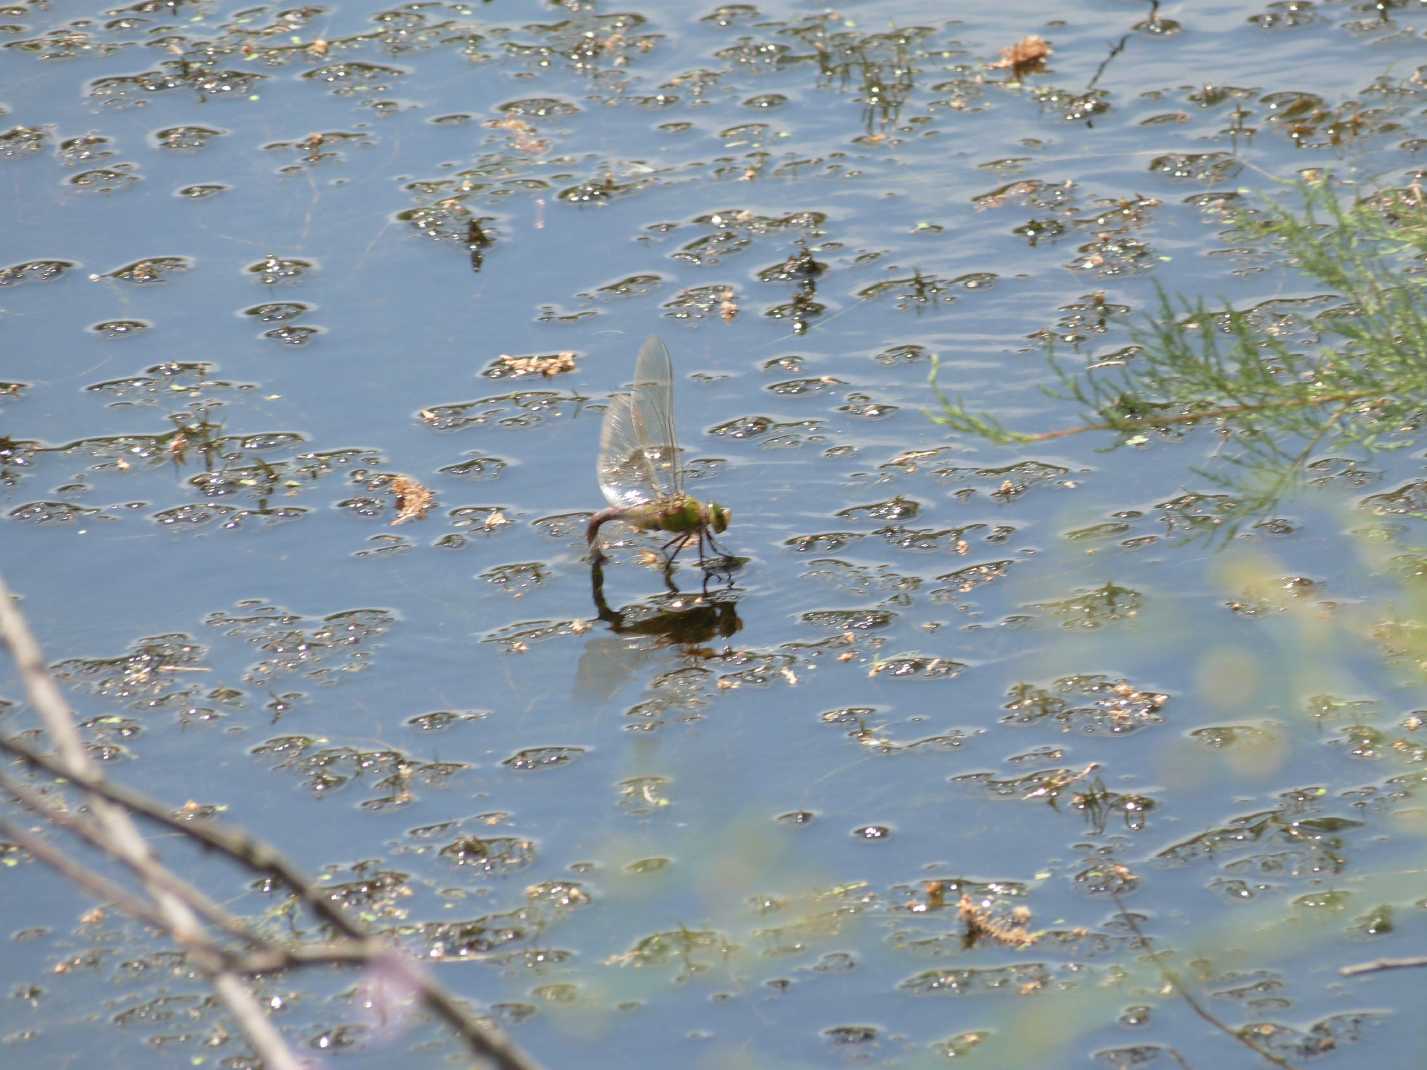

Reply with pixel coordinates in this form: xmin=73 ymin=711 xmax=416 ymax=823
xmin=598 ymin=391 xmax=658 ymax=508
xmin=596 ymin=336 xmax=682 ymax=508
xmin=630 ymin=336 xmax=683 ymax=498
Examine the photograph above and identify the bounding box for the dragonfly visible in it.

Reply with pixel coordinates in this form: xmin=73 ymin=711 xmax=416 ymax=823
xmin=587 ymin=336 xmax=733 ymax=568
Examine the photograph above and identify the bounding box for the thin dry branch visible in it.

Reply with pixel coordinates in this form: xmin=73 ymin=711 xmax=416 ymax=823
xmin=0 ymin=574 xmax=306 ymax=1070
xmin=0 ymin=815 xmax=384 ymax=983
xmin=0 ymin=733 xmax=362 ymax=938
xmin=231 ymin=941 xmax=381 ymax=974
xmin=1 ymin=771 xmax=262 ymax=947
xmin=0 ymin=577 xmax=543 ymax=1070
xmin=0 ymin=816 xmax=185 ymax=942
xmin=1340 ymin=955 xmax=1427 ymax=977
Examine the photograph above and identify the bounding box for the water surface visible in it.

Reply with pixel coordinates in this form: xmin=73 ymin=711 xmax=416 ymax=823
xmin=4 ymin=1 xmax=1427 ymax=1067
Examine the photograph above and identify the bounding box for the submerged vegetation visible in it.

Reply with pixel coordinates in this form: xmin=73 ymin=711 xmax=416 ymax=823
xmin=933 ymin=178 xmax=1427 ymax=527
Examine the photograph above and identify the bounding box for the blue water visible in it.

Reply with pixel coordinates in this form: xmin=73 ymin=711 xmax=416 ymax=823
xmin=4 ymin=1 xmax=1427 ymax=1067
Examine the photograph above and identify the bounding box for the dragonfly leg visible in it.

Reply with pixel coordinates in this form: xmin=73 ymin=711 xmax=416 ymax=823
xmin=662 ymin=532 xmax=693 ymax=564
xmin=704 ymin=528 xmax=733 ymax=560
xmin=661 ymin=557 xmax=680 ymax=594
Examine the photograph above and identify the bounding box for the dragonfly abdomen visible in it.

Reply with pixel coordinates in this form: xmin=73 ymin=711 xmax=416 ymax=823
xmin=611 ymin=498 xmax=703 ymax=534
xmin=587 ymin=498 xmax=704 ymax=542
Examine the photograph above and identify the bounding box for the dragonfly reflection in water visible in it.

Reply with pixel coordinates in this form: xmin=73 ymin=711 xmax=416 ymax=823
xmin=587 ymin=336 xmax=734 ymax=574
xmin=576 ymin=556 xmax=743 ymax=705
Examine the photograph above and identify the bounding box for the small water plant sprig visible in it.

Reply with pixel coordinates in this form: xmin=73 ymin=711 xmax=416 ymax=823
xmin=931 ymin=177 xmax=1427 ymax=528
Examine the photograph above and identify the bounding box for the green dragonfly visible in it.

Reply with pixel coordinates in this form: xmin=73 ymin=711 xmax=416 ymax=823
xmin=586 ymin=336 xmax=733 ymax=567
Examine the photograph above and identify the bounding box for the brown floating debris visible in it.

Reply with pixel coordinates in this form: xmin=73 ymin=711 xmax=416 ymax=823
xmin=959 ymin=895 xmax=1045 ymax=949
xmin=990 ymin=35 xmax=1052 ymax=77
xmin=390 ymin=475 xmax=434 ymax=525
xmin=494 ymin=351 xmax=576 ymax=378
xmin=719 ymin=287 xmax=739 ymax=322
xmin=920 ymin=880 xmax=947 ymax=912
xmin=1024 ymin=761 xmax=1101 ymax=801
xmin=485 ymin=117 xmax=549 ymax=155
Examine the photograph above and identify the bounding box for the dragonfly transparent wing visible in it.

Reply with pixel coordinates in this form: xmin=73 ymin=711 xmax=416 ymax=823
xmin=597 ymin=336 xmax=683 ymax=508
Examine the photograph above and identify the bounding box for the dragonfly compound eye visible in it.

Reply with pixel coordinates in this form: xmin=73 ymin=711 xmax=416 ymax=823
xmin=711 ymin=504 xmax=730 ymax=533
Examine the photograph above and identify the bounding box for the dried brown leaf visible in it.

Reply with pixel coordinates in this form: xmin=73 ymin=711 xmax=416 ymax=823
xmin=486 ymin=117 xmax=549 ymax=155
xmin=958 ymin=894 xmax=1043 ymax=949
xmin=390 ymin=475 xmax=434 ymax=525
xmin=990 ymin=35 xmax=1052 ymax=74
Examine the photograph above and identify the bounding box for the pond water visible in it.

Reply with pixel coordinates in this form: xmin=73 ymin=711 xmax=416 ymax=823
xmin=3 ymin=0 xmax=1427 ymax=1067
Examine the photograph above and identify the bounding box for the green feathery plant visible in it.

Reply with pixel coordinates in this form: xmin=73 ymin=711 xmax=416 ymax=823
xmin=931 ymin=177 xmax=1427 ymax=528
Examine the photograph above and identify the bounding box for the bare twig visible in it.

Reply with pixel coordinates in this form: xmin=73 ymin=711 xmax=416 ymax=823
xmin=231 ymin=941 xmax=380 ymax=974
xmin=1340 ymin=955 xmax=1427 ymax=977
xmin=0 ymin=574 xmax=307 ymax=1070
xmin=0 ymin=577 xmax=543 ymax=1070
xmin=1 ymin=771 xmax=264 ymax=948
xmin=0 ymin=817 xmax=381 ymax=982
xmin=0 ymin=733 xmax=362 ymax=939
xmin=2 ymin=768 xmax=541 ymax=1070
xmin=0 ymin=816 xmax=184 ymax=941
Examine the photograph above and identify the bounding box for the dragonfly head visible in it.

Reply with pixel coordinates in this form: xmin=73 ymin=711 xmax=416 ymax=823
xmin=707 ymin=502 xmax=731 ymax=534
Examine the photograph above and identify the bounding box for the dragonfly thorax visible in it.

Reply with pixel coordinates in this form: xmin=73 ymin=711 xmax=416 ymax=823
xmin=623 ymin=496 xmax=729 ymax=535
